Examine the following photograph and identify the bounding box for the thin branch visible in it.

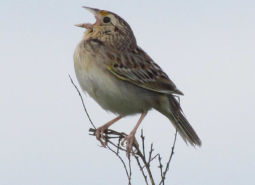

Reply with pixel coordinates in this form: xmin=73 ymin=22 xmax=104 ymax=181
xmin=136 ymin=151 xmax=155 ymax=185
xmin=148 ymin=154 xmax=160 ymax=164
xmin=159 ymin=130 xmax=178 ymax=185
xmin=69 ymin=75 xmax=96 ymax=129
xmin=89 ymin=128 xmax=156 ymax=185
xmin=148 ymin=143 xmax=154 ymax=167
xmin=141 ymin=130 xmax=146 ymax=158
xmin=89 ymin=128 xmax=127 ymax=152
xmin=107 ymin=144 xmax=131 ymax=185
xmin=117 ymin=137 xmax=121 ymax=155
xmin=128 ymin=157 xmax=132 ymax=185
xmin=134 ymin=132 xmax=155 ymax=185
xmin=158 ymin=154 xmax=164 ymax=185
xmin=134 ymin=156 xmax=149 ymax=185
xmin=163 ymin=130 xmax=178 ymax=175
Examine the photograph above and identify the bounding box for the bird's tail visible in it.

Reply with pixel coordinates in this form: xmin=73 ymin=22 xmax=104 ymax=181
xmin=157 ymin=95 xmax=201 ymax=146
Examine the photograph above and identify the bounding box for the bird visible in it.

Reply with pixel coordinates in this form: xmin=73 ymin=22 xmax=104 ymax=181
xmin=74 ymin=7 xmax=201 ymax=156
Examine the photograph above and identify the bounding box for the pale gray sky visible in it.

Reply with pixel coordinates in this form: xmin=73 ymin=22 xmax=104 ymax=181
xmin=1 ymin=0 xmax=255 ymax=185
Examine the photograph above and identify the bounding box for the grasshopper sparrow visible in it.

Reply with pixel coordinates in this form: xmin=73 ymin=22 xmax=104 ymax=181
xmin=74 ymin=7 xmax=201 ymax=156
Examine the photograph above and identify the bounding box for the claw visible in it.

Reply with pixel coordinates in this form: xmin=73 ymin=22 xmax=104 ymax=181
xmin=121 ymin=133 xmax=139 ymax=158
xmin=95 ymin=126 xmax=108 ymax=147
xmin=94 ymin=116 xmax=123 ymax=147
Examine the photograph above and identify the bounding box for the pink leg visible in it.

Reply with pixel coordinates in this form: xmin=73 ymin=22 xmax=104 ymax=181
xmin=96 ymin=115 xmax=123 ymax=146
xmin=122 ymin=112 xmax=147 ymax=158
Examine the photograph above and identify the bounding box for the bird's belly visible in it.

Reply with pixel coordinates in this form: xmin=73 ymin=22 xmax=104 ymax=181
xmin=74 ymin=57 xmax=153 ymax=115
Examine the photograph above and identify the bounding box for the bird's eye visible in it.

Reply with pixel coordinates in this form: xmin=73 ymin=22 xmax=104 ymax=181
xmin=103 ymin=17 xmax=111 ymax=23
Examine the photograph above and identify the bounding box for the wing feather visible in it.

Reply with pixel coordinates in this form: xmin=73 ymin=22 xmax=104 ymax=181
xmin=104 ymin=46 xmax=183 ymax=95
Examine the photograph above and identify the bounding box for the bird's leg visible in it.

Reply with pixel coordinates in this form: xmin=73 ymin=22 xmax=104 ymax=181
xmin=121 ymin=112 xmax=147 ymax=158
xmin=96 ymin=115 xmax=123 ymax=146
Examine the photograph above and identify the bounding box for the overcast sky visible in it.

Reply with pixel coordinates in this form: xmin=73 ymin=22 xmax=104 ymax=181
xmin=1 ymin=0 xmax=255 ymax=185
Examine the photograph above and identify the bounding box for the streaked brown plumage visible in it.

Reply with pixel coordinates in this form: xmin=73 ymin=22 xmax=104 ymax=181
xmin=74 ymin=7 xmax=201 ymax=156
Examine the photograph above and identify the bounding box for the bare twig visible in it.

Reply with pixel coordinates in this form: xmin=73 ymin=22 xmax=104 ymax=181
xmin=141 ymin=130 xmax=146 ymax=158
xmin=134 ymin=156 xmax=149 ymax=185
xmin=107 ymin=144 xmax=131 ymax=185
xmin=148 ymin=143 xmax=154 ymax=167
xmin=158 ymin=154 xmax=164 ymax=185
xmin=159 ymin=130 xmax=178 ymax=185
xmin=89 ymin=128 xmax=127 ymax=152
xmin=69 ymin=75 xmax=96 ymax=129
xmin=128 ymin=157 xmax=132 ymax=185
xmin=117 ymin=137 xmax=121 ymax=155
xmin=148 ymin=154 xmax=160 ymax=164
xmin=134 ymin=131 xmax=155 ymax=185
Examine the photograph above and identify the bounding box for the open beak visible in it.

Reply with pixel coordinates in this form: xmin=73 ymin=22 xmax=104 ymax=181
xmin=75 ymin=6 xmax=99 ymax=29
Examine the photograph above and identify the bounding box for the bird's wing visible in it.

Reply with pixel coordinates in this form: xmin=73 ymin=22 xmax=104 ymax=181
xmin=105 ymin=46 xmax=183 ymax=95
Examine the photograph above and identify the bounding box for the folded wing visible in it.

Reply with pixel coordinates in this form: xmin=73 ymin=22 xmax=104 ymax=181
xmin=105 ymin=46 xmax=183 ymax=95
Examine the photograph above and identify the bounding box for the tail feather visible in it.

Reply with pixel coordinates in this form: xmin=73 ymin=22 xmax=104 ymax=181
xmin=167 ymin=96 xmax=201 ymax=146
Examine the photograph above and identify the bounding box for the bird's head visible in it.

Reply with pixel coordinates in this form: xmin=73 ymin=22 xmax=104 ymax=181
xmin=76 ymin=6 xmax=136 ymax=50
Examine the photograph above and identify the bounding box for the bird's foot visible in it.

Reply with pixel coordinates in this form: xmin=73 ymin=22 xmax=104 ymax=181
xmin=95 ymin=126 xmax=108 ymax=147
xmin=121 ymin=133 xmax=139 ymax=158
